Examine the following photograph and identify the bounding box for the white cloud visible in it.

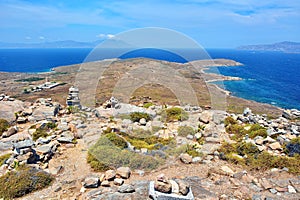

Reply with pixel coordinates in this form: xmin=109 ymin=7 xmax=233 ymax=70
xmin=97 ymin=34 xmax=115 ymax=39
xmin=39 ymin=36 xmax=45 ymax=40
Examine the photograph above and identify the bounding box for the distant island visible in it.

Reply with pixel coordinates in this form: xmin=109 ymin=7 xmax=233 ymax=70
xmin=0 ymin=40 xmax=99 ymax=48
xmin=237 ymin=41 xmax=300 ymax=53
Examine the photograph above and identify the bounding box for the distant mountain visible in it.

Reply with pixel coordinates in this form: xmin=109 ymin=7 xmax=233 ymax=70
xmin=237 ymin=41 xmax=300 ymax=53
xmin=0 ymin=40 xmax=107 ymax=48
xmin=0 ymin=39 xmax=136 ymax=49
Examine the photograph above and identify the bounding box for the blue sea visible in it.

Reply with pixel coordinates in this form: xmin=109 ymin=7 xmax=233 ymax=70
xmin=0 ymin=48 xmax=299 ymax=110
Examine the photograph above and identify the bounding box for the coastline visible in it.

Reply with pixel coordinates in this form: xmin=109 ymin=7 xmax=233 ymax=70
xmin=0 ymin=57 xmax=287 ymax=115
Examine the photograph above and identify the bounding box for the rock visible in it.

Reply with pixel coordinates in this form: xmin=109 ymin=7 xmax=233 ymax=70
xmin=201 ymin=143 xmax=222 ymax=155
xmin=205 ymin=137 xmax=220 ymax=143
xmin=2 ymin=126 xmax=18 ymax=138
xmin=32 ymin=105 xmax=59 ymax=121
xmin=35 ymin=144 xmax=53 ymax=154
xmin=220 ymin=166 xmax=234 ymax=176
xmin=260 ymin=178 xmax=272 ymax=190
xmin=269 ymin=188 xmax=277 ymax=194
xmin=179 ymin=153 xmax=192 ymax=164
xmin=118 ymin=184 xmax=135 ymax=193
xmin=288 ymin=185 xmax=297 ymax=193
xmin=17 ymin=117 xmax=27 ymax=124
xmin=0 ymin=142 xmax=13 ymax=151
xmin=14 ymin=139 xmax=34 ymax=149
xmin=192 ymin=157 xmax=201 ymax=163
xmin=116 ymin=167 xmax=131 ymax=179
xmin=154 ymin=180 xmax=172 ymax=193
xmin=0 ymin=100 xmax=24 ymax=122
xmin=285 ymin=142 xmax=300 ymax=156
xmin=243 ymin=107 xmax=252 ymax=116
xmin=194 ymin=132 xmax=202 ymax=139
xmin=101 ymin=180 xmax=110 ymax=187
xmin=105 ymin=169 xmax=116 ymax=181
xmin=82 ymin=176 xmax=100 ymax=188
xmin=114 ymin=178 xmax=124 ymax=186
xmin=57 ymin=132 xmax=74 ymax=143
xmin=170 ymin=180 xmax=179 ymax=194
xmin=139 ymin=118 xmax=147 ymax=126
xmin=269 ymin=142 xmax=282 ymax=150
xmin=175 ymin=179 xmax=190 ymax=196
xmin=199 ymin=111 xmax=212 ymax=124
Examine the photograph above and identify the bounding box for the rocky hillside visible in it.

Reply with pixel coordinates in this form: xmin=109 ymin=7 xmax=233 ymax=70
xmin=0 ymin=94 xmax=299 ymax=199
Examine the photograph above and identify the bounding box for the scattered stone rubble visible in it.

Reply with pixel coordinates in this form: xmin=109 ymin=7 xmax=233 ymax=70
xmin=0 ymin=88 xmax=299 ymax=199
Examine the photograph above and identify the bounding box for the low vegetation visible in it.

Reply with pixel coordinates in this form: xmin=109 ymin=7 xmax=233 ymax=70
xmin=32 ymin=122 xmax=57 ymax=141
xmin=219 ymin=142 xmax=300 ymax=174
xmin=119 ymin=131 xmax=174 ymax=150
xmin=0 ymin=119 xmax=9 ymax=136
xmin=0 ymin=165 xmax=53 ymax=199
xmin=104 ymin=132 xmax=128 ymax=149
xmin=161 ymin=107 xmax=188 ymax=122
xmin=129 ymin=112 xmax=151 ymax=122
xmin=87 ymin=136 xmax=163 ymax=171
xmin=0 ymin=153 xmax=11 ymax=166
xmin=166 ymin=144 xmax=202 ymax=157
xmin=15 ymin=77 xmax=45 ymax=82
xmin=224 ymin=116 xmax=267 ymax=141
xmin=143 ymin=102 xmax=154 ymax=108
xmin=177 ymin=126 xmax=195 ymax=137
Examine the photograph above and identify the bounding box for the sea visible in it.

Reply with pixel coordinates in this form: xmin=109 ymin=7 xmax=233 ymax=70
xmin=0 ymin=48 xmax=299 ymax=110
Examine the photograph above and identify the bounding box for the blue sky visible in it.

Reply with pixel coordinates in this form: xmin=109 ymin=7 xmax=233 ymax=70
xmin=0 ymin=0 xmax=299 ymax=48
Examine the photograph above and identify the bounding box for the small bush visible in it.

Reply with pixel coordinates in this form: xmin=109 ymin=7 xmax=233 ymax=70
xmin=248 ymin=124 xmax=267 ymax=139
xmin=119 ymin=132 xmax=173 ymax=150
xmin=130 ymin=112 xmax=151 ymax=122
xmin=177 ymin=126 xmax=195 ymax=137
xmin=143 ymin=102 xmax=154 ymax=108
xmin=236 ymin=142 xmax=260 ymax=156
xmin=0 ymin=153 xmax=11 ymax=166
xmin=224 ymin=116 xmax=237 ymax=126
xmin=32 ymin=129 xmax=48 ymax=141
xmin=0 ymin=165 xmax=53 ymax=199
xmin=219 ymin=141 xmax=300 ymax=174
xmin=88 ymin=136 xmax=163 ymax=171
xmin=105 ymin=132 xmax=128 ymax=149
xmin=0 ymin=119 xmax=9 ymax=136
xmin=226 ymin=124 xmax=246 ymax=141
xmin=162 ymin=107 xmax=188 ymax=122
xmin=32 ymin=122 xmax=56 ymax=141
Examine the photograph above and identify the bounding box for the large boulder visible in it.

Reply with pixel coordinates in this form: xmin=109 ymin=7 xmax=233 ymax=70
xmin=82 ymin=176 xmax=100 ymax=188
xmin=0 ymin=100 xmax=24 ymax=122
xmin=32 ymin=105 xmax=60 ymax=121
xmin=116 ymin=167 xmax=131 ymax=179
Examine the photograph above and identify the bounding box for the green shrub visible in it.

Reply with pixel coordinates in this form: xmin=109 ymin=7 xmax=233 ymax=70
xmin=162 ymin=107 xmax=188 ymax=122
xmin=248 ymin=124 xmax=267 ymax=139
xmin=0 ymin=154 xmax=11 ymax=166
xmin=224 ymin=116 xmax=237 ymax=126
xmin=105 ymin=133 xmax=128 ymax=149
xmin=32 ymin=129 xmax=48 ymax=141
xmin=15 ymin=77 xmax=44 ymax=82
xmin=0 ymin=119 xmax=9 ymax=136
xmin=130 ymin=112 xmax=151 ymax=122
xmin=177 ymin=126 xmax=195 ymax=137
xmin=226 ymin=124 xmax=246 ymax=141
xmin=219 ymin=141 xmax=300 ymax=174
xmin=143 ymin=102 xmax=154 ymax=108
xmin=32 ymin=122 xmax=56 ymax=141
xmin=88 ymin=136 xmax=163 ymax=171
xmin=119 ymin=132 xmax=173 ymax=150
xmin=0 ymin=165 xmax=53 ymax=199
xmin=236 ymin=142 xmax=260 ymax=156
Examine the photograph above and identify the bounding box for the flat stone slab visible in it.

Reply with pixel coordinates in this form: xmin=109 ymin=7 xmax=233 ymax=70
xmin=149 ymin=181 xmax=194 ymax=200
